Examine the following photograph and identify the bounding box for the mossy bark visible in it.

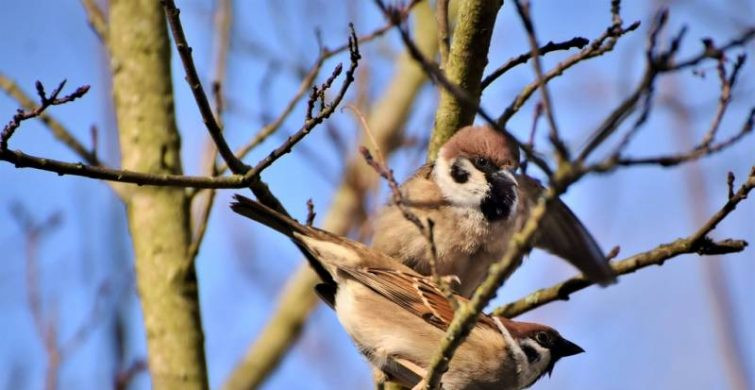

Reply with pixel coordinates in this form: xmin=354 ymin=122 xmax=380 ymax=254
xmin=428 ymin=0 xmax=503 ymax=160
xmin=109 ymin=1 xmax=208 ymax=388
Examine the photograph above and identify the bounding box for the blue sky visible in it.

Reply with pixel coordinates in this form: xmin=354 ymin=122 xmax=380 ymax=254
xmin=0 ymin=1 xmax=753 ymax=389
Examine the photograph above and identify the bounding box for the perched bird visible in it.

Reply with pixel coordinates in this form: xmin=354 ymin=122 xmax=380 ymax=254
xmin=231 ymin=195 xmax=584 ymax=390
xmin=371 ymin=125 xmax=615 ymax=297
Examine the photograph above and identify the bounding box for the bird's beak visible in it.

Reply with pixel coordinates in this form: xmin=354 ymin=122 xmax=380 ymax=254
xmin=492 ymin=169 xmax=518 ymax=187
xmin=553 ymin=337 xmax=585 ymax=357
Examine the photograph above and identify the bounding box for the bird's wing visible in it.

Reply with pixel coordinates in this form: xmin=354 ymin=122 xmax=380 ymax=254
xmin=516 ymin=175 xmax=616 ymax=285
xmin=341 ymin=267 xmax=498 ymax=331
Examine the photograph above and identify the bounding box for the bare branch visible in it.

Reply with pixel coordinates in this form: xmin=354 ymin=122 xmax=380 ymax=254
xmin=162 ymin=0 xmax=249 ymax=174
xmin=497 ymin=19 xmax=640 ymax=127
xmin=188 ymin=0 xmax=234 ymax=261
xmin=591 ymin=107 xmax=753 ymax=170
xmin=660 ymin=27 xmax=754 ymax=72
xmin=0 ymin=148 xmax=249 ymax=188
xmin=1 ymin=80 xmax=90 ymax=151
xmin=512 ymin=0 xmax=569 ymax=162
xmin=61 ymin=280 xmax=110 ymax=356
xmin=219 ymin=56 xmax=325 ymax=174
xmin=243 ymin=26 xmax=360 ymax=180
xmin=10 ymin=205 xmax=64 ymax=390
xmin=495 ymin=168 xmax=754 ymax=318
xmin=0 ymin=74 xmax=97 ymax=164
xmin=579 ymin=20 xmax=754 ymax=162
xmin=79 ymin=0 xmax=108 ymax=44
xmin=223 ymin=7 xmax=438 ymax=387
xmin=698 ymin=54 xmax=746 ymax=148
xmin=521 ymin=102 xmax=543 ymax=174
xmin=114 ymin=359 xmax=147 ymax=390
xmin=481 ymin=37 xmax=589 ymax=90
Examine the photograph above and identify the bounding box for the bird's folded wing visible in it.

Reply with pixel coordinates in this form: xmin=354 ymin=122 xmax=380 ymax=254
xmin=516 ymin=176 xmax=616 ymax=285
xmin=340 ymin=267 xmax=499 ymax=331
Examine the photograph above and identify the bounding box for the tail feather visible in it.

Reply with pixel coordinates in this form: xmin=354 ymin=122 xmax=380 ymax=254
xmin=230 ymin=194 xmax=302 ymax=238
xmin=230 ymin=194 xmax=336 ymax=289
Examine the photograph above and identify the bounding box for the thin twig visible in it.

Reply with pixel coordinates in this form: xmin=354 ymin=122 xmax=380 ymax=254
xmin=243 ymin=25 xmax=360 ymax=180
xmin=512 ymin=0 xmax=569 ymax=162
xmin=697 ymin=54 xmax=746 ymax=149
xmin=521 ymin=102 xmax=543 ymax=174
xmin=10 ymin=205 xmax=64 ymax=390
xmin=0 ymin=75 xmax=97 ymax=164
xmin=494 ymin=167 xmax=753 ymax=317
xmin=1 ymin=80 xmax=90 ymax=151
xmin=218 ymin=56 xmax=325 ymax=174
xmin=0 ymin=148 xmax=251 ymax=188
xmin=347 ymin=101 xmax=446 ymax=293
xmin=226 ymin=0 xmax=420 ymax=162
xmin=188 ymin=0 xmax=234 ymax=261
xmin=162 ymin=0 xmax=250 ymax=174
xmin=610 ymin=78 xmax=656 ymax=155
xmin=114 ymin=359 xmax=148 ymax=390
xmin=79 ymin=0 xmax=108 ymax=45
xmin=359 ymin=147 xmax=453 ymax=302
xmin=590 ymin=107 xmax=753 ymax=171
xmin=481 ymin=36 xmax=589 ymax=90
xmin=579 ymin=20 xmax=754 ymax=162
xmin=61 ymin=280 xmax=111 ymax=356
xmin=497 ymin=19 xmax=640 ymax=127
xmin=578 ymin=10 xmax=673 ymax=161
xmin=660 ymin=27 xmax=754 ymax=72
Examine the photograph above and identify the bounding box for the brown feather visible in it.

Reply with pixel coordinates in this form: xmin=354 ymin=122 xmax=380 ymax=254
xmin=516 ymin=175 xmax=616 ymax=285
xmin=440 ymin=125 xmax=520 ymax=169
xmin=340 ymin=267 xmax=499 ymax=331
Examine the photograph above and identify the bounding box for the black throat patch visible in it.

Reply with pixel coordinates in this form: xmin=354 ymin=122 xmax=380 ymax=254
xmin=480 ymin=173 xmax=517 ymax=221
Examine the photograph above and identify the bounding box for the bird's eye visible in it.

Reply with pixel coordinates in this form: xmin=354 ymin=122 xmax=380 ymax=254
xmin=473 ymin=157 xmax=491 ymax=170
xmin=535 ymin=331 xmax=550 ymax=346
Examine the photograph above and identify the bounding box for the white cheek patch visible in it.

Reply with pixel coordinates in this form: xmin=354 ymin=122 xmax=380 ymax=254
xmin=517 ymin=339 xmax=551 ymax=387
xmin=434 ymin=157 xmax=489 ymax=207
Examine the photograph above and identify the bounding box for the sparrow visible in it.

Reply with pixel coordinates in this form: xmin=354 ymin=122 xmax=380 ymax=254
xmin=371 ymin=125 xmax=615 ymax=297
xmin=231 ymin=194 xmax=584 ymax=390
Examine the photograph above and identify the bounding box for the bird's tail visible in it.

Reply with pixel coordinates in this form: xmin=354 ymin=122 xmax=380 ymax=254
xmin=230 ymin=194 xmax=303 ymax=238
xmin=230 ymin=194 xmax=338 ymax=302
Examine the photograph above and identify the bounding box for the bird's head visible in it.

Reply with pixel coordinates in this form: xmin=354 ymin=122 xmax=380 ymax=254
xmin=495 ymin=316 xmax=585 ymax=388
xmin=435 ymin=125 xmax=521 ymax=221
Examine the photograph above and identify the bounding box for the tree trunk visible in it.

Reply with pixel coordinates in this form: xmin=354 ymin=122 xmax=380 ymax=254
xmin=109 ymin=1 xmax=208 ymax=388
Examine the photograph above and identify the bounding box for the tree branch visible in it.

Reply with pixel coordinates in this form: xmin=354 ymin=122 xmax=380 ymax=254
xmin=79 ymin=0 xmax=108 ymax=45
xmin=495 ymin=167 xmax=754 ymax=318
xmin=162 ymin=0 xmax=249 ymax=174
xmin=512 ymin=0 xmax=570 ymax=162
xmin=497 ymin=18 xmax=640 ymax=128
xmin=425 ymin=0 xmax=503 ymax=159
xmin=480 ymin=36 xmax=589 ymax=90
xmin=1 ymin=79 xmax=90 ymax=151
